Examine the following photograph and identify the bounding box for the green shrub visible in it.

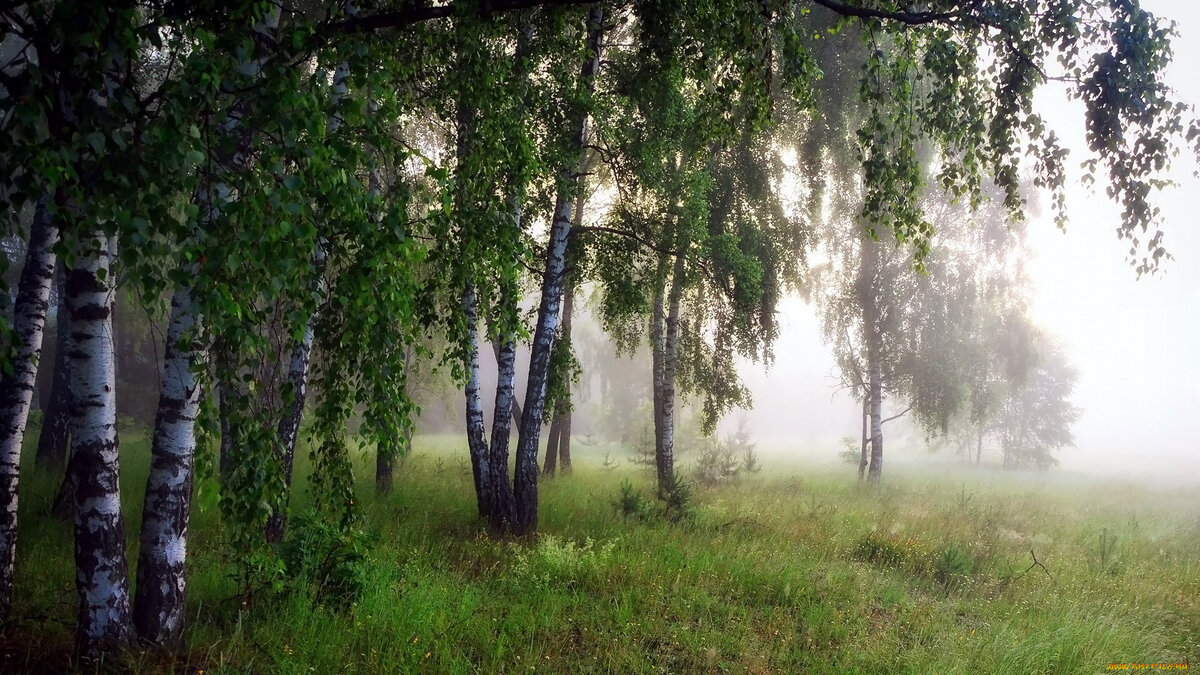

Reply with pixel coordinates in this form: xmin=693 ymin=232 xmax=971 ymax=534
xmin=279 ymin=513 xmax=378 ymax=607
xmin=933 ymin=543 xmax=973 ymax=592
xmin=615 ymin=480 xmax=653 ymax=520
xmin=658 ymin=473 xmax=694 ymax=523
xmin=510 ymin=535 xmax=616 ymax=590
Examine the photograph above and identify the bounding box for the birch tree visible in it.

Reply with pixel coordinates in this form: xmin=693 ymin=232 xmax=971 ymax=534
xmin=0 ymin=200 xmax=57 ymax=621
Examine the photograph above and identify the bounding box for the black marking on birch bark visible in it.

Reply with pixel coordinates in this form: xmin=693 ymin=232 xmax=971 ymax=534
xmin=36 ymin=262 xmax=72 ymax=470
xmin=134 ymin=285 xmax=201 ymax=644
xmin=512 ymin=5 xmax=604 ymax=535
xmin=0 ymin=199 xmax=59 ymax=620
xmin=487 ymin=335 xmax=517 ymax=531
xmin=67 ymin=232 xmax=134 ymax=655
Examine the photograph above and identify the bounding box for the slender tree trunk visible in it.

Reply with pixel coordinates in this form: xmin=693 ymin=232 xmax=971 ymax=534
xmin=548 ymin=187 xmax=583 ymax=477
xmin=975 ymin=427 xmax=983 ymax=466
xmin=463 ymin=285 xmax=491 ymax=518
xmin=512 ymin=189 xmax=572 ymax=534
xmin=51 ymin=443 xmax=80 ymax=520
xmin=375 ymin=422 xmax=410 ymax=495
xmin=858 ymin=234 xmax=884 ymax=485
xmin=866 ymin=354 xmax=884 ymax=484
xmin=217 ymin=379 xmax=235 ymax=479
xmin=375 ymin=443 xmax=395 ymax=494
xmin=265 ymin=52 xmax=347 ymax=542
xmin=0 ymin=200 xmax=59 ymax=621
xmin=36 ymin=261 xmax=72 ymax=470
xmin=487 ymin=335 xmax=517 ymax=530
xmin=650 ymin=253 xmax=668 ymax=490
xmin=132 ymin=283 xmax=203 ymax=644
xmin=67 ymin=232 xmax=134 ymax=655
xmin=554 ymin=269 xmax=577 ymax=475
xmin=491 ymin=340 xmax=524 ymax=429
xmin=543 ymin=416 xmax=561 ymax=476
xmin=375 ymin=348 xmax=412 ymax=494
xmin=375 ymin=429 xmax=409 ymax=495
xmin=858 ymin=396 xmax=869 ymax=481
xmin=558 ymin=405 xmax=573 ymax=474
xmin=657 ymin=251 xmax=685 ymax=494
xmin=511 ymin=6 xmax=603 ymax=535
xmin=265 ymin=304 xmax=317 ymax=544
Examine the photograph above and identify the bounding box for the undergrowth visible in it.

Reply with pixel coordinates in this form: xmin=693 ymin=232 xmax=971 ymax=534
xmin=3 ymin=433 xmax=1197 ymax=673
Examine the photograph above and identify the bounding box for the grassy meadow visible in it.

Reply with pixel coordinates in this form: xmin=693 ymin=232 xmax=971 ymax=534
xmin=3 ymin=430 xmax=1198 ymax=673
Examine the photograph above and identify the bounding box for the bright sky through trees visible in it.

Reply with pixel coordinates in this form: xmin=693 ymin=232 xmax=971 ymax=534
xmin=732 ymin=0 xmax=1200 ymax=481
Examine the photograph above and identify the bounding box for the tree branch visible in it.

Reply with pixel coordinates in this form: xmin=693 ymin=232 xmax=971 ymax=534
xmin=808 ymin=0 xmax=974 ymax=26
xmin=573 ymin=224 xmax=683 ymax=258
xmin=324 ymin=0 xmax=596 ymax=34
xmin=881 ymin=402 xmax=914 ymax=425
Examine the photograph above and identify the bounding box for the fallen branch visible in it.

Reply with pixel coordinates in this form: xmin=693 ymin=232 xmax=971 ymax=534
xmin=1017 ymin=548 xmax=1052 ymax=581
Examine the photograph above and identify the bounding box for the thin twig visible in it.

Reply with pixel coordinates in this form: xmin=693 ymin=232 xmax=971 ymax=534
xmin=1017 ymin=548 xmax=1052 ymax=581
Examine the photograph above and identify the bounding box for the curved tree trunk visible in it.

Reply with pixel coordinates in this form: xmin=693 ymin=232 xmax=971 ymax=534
xmin=67 ymin=232 xmax=134 ymax=655
xmin=133 ymin=283 xmax=202 ymax=644
xmin=265 ymin=303 xmax=317 ymax=544
xmin=35 ymin=261 xmax=72 ymax=470
xmin=511 ymin=5 xmax=603 ymax=535
xmin=266 ymin=52 xmax=346 ymax=543
xmin=0 ymin=201 xmax=59 ymax=621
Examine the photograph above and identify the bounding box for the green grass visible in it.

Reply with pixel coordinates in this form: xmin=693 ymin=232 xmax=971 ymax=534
xmin=5 ymin=431 xmax=1199 ymax=673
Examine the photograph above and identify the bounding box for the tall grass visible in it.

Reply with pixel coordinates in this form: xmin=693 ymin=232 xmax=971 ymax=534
xmin=4 ymin=431 xmax=1197 ymax=673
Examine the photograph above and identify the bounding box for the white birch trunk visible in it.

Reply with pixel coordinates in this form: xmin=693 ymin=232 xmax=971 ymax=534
xmin=462 ymin=284 xmax=491 ymax=517
xmin=134 ymin=3 xmax=279 ymax=641
xmin=0 ymin=199 xmax=59 ymax=620
xmin=511 ymin=5 xmax=604 ymax=535
xmin=266 ymin=49 xmax=348 ymax=541
xmin=67 ymin=232 xmax=134 ymax=655
xmin=133 ymin=283 xmax=202 ymax=644
xmin=658 ymin=251 xmax=685 ymax=493
xmin=487 ymin=333 xmax=517 ymax=529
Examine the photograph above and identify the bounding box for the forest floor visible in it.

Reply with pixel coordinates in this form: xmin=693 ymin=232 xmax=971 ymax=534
xmin=4 ymin=431 xmax=1198 ymax=673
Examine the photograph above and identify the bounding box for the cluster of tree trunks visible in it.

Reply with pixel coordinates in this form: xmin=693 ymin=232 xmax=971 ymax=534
xmin=463 ymin=6 xmax=604 ymax=535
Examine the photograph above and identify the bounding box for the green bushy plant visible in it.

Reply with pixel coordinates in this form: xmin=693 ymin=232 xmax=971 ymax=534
xmin=933 ymin=543 xmax=973 ymax=593
xmin=658 ymin=473 xmax=694 ymax=523
xmin=615 ymin=480 xmax=653 ymax=520
xmin=279 ymin=512 xmax=378 ymax=607
xmin=510 ymin=535 xmax=617 ymax=591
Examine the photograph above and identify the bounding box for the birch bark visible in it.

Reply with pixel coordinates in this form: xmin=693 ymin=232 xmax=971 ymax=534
xmin=67 ymin=232 xmax=134 ymax=655
xmin=0 ymin=200 xmax=59 ymax=620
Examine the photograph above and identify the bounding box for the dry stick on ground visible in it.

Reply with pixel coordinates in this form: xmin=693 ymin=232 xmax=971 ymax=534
xmin=1017 ymin=549 xmax=1053 ymax=581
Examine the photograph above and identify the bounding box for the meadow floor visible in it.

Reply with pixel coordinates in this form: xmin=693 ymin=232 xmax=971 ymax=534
xmin=4 ymin=432 xmax=1198 ymax=673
